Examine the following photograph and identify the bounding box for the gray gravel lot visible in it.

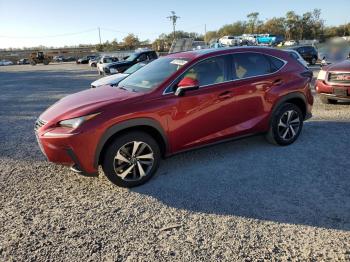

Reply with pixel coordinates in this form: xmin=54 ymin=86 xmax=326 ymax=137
xmin=0 ymin=63 xmax=350 ymax=261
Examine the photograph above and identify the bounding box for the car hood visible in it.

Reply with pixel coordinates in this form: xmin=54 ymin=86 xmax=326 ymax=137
xmin=40 ymin=86 xmax=144 ymax=122
xmin=91 ymin=73 xmax=129 ymax=87
xmin=325 ymin=59 xmax=350 ymax=71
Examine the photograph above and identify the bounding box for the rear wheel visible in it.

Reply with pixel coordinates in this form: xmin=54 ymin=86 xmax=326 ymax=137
xmin=266 ymin=103 xmax=303 ymax=146
xmin=320 ymin=96 xmax=337 ymax=104
xmin=102 ymin=131 xmax=161 ymax=187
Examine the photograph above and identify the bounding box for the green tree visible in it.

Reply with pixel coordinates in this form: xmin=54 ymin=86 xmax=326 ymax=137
xmin=122 ymin=34 xmax=140 ymax=49
xmin=246 ymin=12 xmax=260 ymax=33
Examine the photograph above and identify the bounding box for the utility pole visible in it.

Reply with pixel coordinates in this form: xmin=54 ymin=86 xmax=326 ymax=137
xmin=98 ymin=27 xmax=102 ymax=44
xmin=167 ymin=11 xmax=180 ymax=40
xmin=204 ymin=24 xmax=207 ymax=44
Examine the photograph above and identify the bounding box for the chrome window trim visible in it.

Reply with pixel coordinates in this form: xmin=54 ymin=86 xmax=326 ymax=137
xmin=162 ymin=51 xmax=288 ymax=95
xmin=326 ymin=71 xmax=350 ymax=86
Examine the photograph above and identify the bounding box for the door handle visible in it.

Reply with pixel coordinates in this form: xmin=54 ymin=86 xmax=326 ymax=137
xmin=272 ymin=79 xmax=284 ymax=86
xmin=218 ymin=91 xmax=233 ymax=99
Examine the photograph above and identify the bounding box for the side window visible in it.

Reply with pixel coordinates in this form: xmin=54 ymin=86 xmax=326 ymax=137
xmin=148 ymin=52 xmax=157 ymax=60
xmin=180 ymin=56 xmax=226 ymax=87
xmin=138 ymin=54 xmax=147 ymax=61
xmin=232 ymin=53 xmax=271 ymax=79
xmin=267 ymin=55 xmax=285 ymax=72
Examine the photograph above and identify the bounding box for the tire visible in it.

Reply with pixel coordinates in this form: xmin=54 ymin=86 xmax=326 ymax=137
xmin=266 ymin=103 xmax=304 ymax=146
xmin=102 ymin=131 xmax=161 ymax=187
xmin=320 ymin=96 xmax=337 ymax=104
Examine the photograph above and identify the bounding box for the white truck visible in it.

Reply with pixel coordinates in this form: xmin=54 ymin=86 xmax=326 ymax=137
xmin=219 ymin=36 xmax=240 ymax=46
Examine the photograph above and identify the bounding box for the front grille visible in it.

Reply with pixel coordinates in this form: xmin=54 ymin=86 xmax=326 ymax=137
xmin=34 ymin=119 xmax=47 ymax=131
xmin=328 ymin=72 xmax=350 ymax=85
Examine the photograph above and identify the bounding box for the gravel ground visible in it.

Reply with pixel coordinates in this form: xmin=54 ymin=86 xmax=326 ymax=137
xmin=0 ymin=63 xmax=349 ymax=261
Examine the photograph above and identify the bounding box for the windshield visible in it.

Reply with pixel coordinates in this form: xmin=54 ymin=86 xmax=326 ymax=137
xmin=125 ymin=53 xmax=138 ymax=61
xmin=124 ymin=62 xmax=146 ymax=74
xmin=118 ymin=57 xmax=189 ymax=91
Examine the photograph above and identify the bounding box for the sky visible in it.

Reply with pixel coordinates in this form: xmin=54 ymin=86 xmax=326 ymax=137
xmin=0 ymin=0 xmax=349 ymax=49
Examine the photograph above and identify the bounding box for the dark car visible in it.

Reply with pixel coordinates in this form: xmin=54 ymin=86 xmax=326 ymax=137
xmin=316 ymin=60 xmax=350 ymax=104
xmin=64 ymin=56 xmax=77 ymax=62
xmin=35 ymin=47 xmax=313 ymax=187
xmin=292 ymin=45 xmax=318 ymax=65
xmin=76 ymin=55 xmax=97 ymax=64
xmin=103 ymin=50 xmax=158 ymax=74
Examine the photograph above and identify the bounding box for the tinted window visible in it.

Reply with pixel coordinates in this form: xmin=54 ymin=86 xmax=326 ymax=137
xmin=288 ymin=51 xmax=299 ymax=59
xmin=232 ymin=53 xmax=271 ymax=79
xmin=267 ymin=55 xmax=284 ymax=72
xmin=148 ymin=52 xmax=157 ymax=59
xmin=180 ymin=56 xmax=226 ymax=87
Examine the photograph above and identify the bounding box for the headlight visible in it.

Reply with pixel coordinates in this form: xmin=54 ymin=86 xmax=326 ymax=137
xmin=317 ymin=70 xmax=327 ymax=80
xmin=58 ymin=113 xmax=100 ymax=129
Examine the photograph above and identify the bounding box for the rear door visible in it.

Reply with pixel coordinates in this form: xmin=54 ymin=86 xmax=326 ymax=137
xmin=227 ymin=52 xmax=287 ymax=133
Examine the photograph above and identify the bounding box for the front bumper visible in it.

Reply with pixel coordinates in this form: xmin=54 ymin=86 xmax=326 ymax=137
xmin=315 ymin=79 xmax=350 ymax=100
xmin=35 ymin=128 xmax=99 ymax=176
xmin=319 ymin=93 xmax=350 ymax=102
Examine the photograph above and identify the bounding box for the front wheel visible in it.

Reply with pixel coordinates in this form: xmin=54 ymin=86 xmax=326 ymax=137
xmin=102 ymin=131 xmax=161 ymax=187
xmin=266 ymin=103 xmax=303 ymax=146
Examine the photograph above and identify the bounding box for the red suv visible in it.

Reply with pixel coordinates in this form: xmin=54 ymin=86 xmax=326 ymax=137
xmin=35 ymin=47 xmax=313 ymax=187
xmin=316 ymin=60 xmax=350 ymax=104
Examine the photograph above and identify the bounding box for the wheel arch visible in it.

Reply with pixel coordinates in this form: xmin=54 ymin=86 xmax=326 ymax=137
xmin=271 ymin=92 xmax=307 ymax=121
xmin=94 ymin=118 xmax=168 ymax=168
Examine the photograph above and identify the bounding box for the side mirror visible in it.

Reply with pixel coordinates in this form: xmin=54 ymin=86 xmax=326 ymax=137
xmin=175 ymin=77 xmax=199 ymax=96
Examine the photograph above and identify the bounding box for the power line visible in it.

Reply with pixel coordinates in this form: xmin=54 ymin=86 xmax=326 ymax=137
xmin=167 ymin=11 xmax=180 ymax=40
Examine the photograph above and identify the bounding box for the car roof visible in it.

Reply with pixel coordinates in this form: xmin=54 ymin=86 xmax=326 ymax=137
xmin=166 ymin=46 xmax=282 ymax=60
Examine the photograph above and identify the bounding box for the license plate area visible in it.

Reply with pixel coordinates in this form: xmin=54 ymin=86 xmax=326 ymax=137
xmin=333 ymin=88 xmax=348 ymax=97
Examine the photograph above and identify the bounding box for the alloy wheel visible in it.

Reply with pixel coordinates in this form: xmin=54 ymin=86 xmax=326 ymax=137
xmin=114 ymin=141 xmax=154 ymax=181
xmin=277 ymin=110 xmax=301 ymax=141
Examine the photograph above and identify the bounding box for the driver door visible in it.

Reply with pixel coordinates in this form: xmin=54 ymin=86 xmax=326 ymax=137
xmin=168 ymin=55 xmax=238 ymax=152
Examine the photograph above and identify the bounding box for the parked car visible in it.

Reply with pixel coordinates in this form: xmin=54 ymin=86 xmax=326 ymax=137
xmin=284 ymin=40 xmax=298 ymax=46
xmin=292 ymin=45 xmax=318 ymax=65
xmin=256 ymin=34 xmax=284 ymax=46
xmin=91 ymin=60 xmax=152 ymax=88
xmin=103 ymin=50 xmax=158 ymax=75
xmin=316 ymin=60 xmax=350 ymax=104
xmin=284 ymin=49 xmax=309 ymax=68
xmin=17 ymin=58 xmax=30 ymax=65
xmin=219 ymin=36 xmax=240 ymax=46
xmin=76 ymin=55 xmax=97 ymax=64
xmin=89 ymin=56 xmax=100 ymax=67
xmin=0 ymin=60 xmax=14 ymax=66
xmin=35 ymin=47 xmax=313 ymax=187
xmin=53 ymin=55 xmax=64 ymax=62
xmin=97 ymin=56 xmax=119 ymax=75
xmin=64 ymin=56 xmax=76 ymax=62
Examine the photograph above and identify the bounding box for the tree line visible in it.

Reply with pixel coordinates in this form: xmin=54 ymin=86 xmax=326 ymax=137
xmin=2 ymin=9 xmax=349 ymax=52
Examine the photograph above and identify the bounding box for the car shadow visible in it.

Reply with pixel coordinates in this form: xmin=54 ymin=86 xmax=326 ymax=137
xmin=133 ymin=121 xmax=350 ymax=231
